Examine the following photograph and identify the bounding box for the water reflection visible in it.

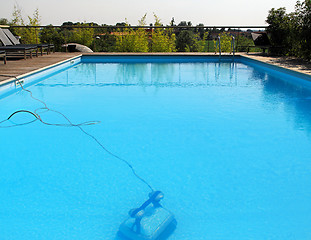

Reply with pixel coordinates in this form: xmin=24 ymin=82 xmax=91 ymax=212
xmin=261 ymin=71 xmax=311 ymax=134
xmin=35 ymin=61 xmax=311 ymax=135
xmin=115 ymin=64 xmax=149 ymax=85
xmin=37 ymin=62 xmax=260 ymax=88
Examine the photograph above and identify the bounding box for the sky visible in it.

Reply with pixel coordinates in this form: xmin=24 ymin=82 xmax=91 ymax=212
xmin=1 ymin=0 xmax=298 ymax=26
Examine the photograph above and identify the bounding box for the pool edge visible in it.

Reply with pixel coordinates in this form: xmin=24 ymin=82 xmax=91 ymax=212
xmin=240 ymin=55 xmax=311 ymax=79
xmin=0 ymin=54 xmax=82 ymax=87
xmin=1 ymin=53 xmax=310 ymax=90
xmin=82 ymin=53 xmax=311 ymax=78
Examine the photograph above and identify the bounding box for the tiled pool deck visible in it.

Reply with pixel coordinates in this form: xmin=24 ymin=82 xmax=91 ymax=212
xmin=0 ymin=52 xmax=310 ymax=85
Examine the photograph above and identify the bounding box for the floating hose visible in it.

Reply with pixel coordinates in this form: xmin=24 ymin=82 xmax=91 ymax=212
xmin=0 ymin=74 xmax=154 ymax=192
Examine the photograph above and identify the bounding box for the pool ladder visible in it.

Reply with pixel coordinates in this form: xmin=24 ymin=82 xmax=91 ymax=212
xmin=216 ymin=36 xmax=235 ymax=57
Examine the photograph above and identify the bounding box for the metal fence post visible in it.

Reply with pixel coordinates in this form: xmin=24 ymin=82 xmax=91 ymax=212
xmin=35 ymin=27 xmax=38 ymax=44
xmin=233 ymin=36 xmax=235 ymax=56
xmin=218 ymin=36 xmax=221 ymax=56
xmin=231 ymin=36 xmax=235 ymax=56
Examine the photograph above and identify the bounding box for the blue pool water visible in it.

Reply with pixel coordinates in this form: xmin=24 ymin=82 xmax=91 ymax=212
xmin=0 ymin=56 xmax=311 ymax=240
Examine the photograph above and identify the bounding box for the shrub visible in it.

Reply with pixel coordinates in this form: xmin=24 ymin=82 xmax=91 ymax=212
xmin=150 ymin=14 xmax=176 ymax=52
xmin=213 ymin=32 xmax=233 ymax=53
xmin=235 ymin=35 xmax=255 ymax=52
xmin=11 ymin=5 xmax=41 ymax=44
xmin=114 ymin=15 xmax=149 ymax=52
xmin=176 ymin=30 xmax=200 ymax=52
xmin=94 ymin=34 xmax=117 ymax=52
xmin=197 ymin=33 xmax=210 ymax=52
xmin=68 ymin=23 xmax=94 ymax=47
xmin=40 ymin=25 xmax=65 ymax=51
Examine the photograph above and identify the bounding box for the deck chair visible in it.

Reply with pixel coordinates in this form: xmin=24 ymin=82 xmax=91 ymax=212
xmin=0 ymin=50 xmax=6 ymax=64
xmin=248 ymin=32 xmax=271 ymax=53
xmin=0 ymin=29 xmax=38 ymax=59
xmin=3 ymin=28 xmax=54 ymax=55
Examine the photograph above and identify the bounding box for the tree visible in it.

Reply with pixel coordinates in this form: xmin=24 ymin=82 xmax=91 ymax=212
xmin=266 ymin=7 xmax=290 ymax=54
xmin=40 ymin=25 xmax=65 ymax=51
xmin=178 ymin=21 xmax=187 ymax=26
xmin=11 ymin=4 xmax=24 ymax=26
xmin=94 ymin=34 xmax=117 ymax=52
xmin=235 ymin=35 xmax=254 ymax=52
xmin=69 ymin=23 xmax=95 ymax=47
xmin=10 ymin=5 xmax=41 ymax=44
xmin=196 ymin=23 xmax=205 ymax=39
xmin=214 ymin=32 xmax=233 ymax=52
xmin=291 ymin=0 xmax=311 ymax=59
xmin=170 ymin=17 xmax=176 ymax=26
xmin=115 ymin=15 xmax=149 ymax=52
xmin=266 ymin=0 xmax=311 ymax=59
xmin=10 ymin=4 xmax=24 ymax=37
xmin=0 ymin=18 xmax=10 ymax=25
xmin=177 ymin=21 xmax=189 ymax=31
xmin=61 ymin=21 xmax=74 ymax=30
xmin=150 ymin=14 xmax=176 ymax=52
xmin=176 ymin=30 xmax=199 ymax=52
xmin=24 ymin=8 xmax=41 ymax=44
xmin=197 ymin=32 xmax=210 ymax=52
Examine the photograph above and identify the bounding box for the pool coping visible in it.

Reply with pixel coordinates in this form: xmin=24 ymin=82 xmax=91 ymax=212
xmin=239 ymin=55 xmax=311 ymax=82
xmin=242 ymin=54 xmax=311 ymax=76
xmin=1 ymin=53 xmax=311 ymax=88
xmin=0 ymin=54 xmax=82 ymax=87
xmin=82 ymin=53 xmax=311 ymax=77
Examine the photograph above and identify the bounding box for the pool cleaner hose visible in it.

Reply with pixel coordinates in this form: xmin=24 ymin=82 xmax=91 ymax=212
xmin=0 ymin=74 xmax=154 ymax=192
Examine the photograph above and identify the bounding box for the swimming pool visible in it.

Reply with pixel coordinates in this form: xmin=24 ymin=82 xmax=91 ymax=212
xmin=0 ymin=55 xmax=311 ymax=240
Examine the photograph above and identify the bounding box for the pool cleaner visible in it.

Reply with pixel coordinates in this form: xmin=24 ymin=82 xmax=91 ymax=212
xmin=119 ymin=191 xmax=176 ymax=240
